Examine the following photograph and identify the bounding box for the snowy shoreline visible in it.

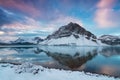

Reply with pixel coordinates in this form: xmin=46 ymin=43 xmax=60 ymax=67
xmin=0 ymin=63 xmax=119 ymax=80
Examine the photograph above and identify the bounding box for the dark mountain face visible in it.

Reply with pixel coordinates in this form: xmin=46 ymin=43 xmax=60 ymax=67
xmin=46 ymin=51 xmax=97 ymax=69
xmin=45 ymin=22 xmax=97 ymax=41
xmin=33 ymin=37 xmax=44 ymax=44
xmin=99 ymin=35 xmax=120 ymax=45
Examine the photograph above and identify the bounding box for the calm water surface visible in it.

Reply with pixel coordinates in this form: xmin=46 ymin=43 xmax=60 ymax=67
xmin=0 ymin=46 xmax=120 ymax=77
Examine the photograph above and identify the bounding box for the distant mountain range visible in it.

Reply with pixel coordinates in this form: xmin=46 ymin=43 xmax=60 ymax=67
xmin=0 ymin=37 xmax=43 ymax=45
xmin=0 ymin=22 xmax=120 ymax=46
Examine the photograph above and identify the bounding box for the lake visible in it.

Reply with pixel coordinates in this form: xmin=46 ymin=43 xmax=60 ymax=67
xmin=0 ymin=46 xmax=120 ymax=77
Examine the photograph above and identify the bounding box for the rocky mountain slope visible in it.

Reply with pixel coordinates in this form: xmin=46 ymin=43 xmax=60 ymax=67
xmin=98 ymin=35 xmax=120 ymax=45
xmin=41 ymin=22 xmax=99 ymax=46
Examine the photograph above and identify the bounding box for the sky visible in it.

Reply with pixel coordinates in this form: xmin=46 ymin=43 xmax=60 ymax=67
xmin=0 ymin=0 xmax=120 ymax=41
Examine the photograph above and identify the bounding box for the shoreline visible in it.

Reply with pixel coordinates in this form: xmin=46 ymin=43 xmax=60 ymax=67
xmin=0 ymin=63 xmax=119 ymax=80
xmin=0 ymin=62 xmax=119 ymax=78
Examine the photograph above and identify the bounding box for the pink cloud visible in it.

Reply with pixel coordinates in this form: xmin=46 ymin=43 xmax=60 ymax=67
xmin=1 ymin=17 xmax=41 ymax=32
xmin=94 ymin=0 xmax=120 ymax=28
xmin=97 ymin=0 xmax=115 ymax=8
xmin=0 ymin=0 xmax=41 ymax=18
xmin=0 ymin=16 xmax=55 ymax=36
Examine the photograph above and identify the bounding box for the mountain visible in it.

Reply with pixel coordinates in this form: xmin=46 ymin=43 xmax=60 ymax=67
xmin=0 ymin=37 xmax=43 ymax=45
xmin=0 ymin=40 xmax=9 ymax=45
xmin=100 ymin=47 xmax=120 ymax=57
xmin=98 ymin=35 xmax=120 ymax=45
xmin=33 ymin=37 xmax=44 ymax=44
xmin=41 ymin=22 xmax=99 ymax=46
xmin=10 ymin=37 xmax=43 ymax=45
xmin=10 ymin=37 xmax=35 ymax=45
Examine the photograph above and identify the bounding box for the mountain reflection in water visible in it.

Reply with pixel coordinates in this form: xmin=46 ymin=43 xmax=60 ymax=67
xmin=0 ymin=46 xmax=120 ymax=77
xmin=45 ymin=50 xmax=97 ymax=69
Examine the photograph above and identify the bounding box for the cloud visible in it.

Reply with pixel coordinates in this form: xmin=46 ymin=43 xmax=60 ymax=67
xmin=53 ymin=15 xmax=83 ymax=26
xmin=1 ymin=19 xmax=41 ymax=36
xmin=0 ymin=16 xmax=53 ymax=40
xmin=0 ymin=0 xmax=96 ymax=21
xmin=0 ymin=15 xmax=83 ymax=41
xmin=0 ymin=31 xmax=4 ymax=35
xmin=0 ymin=7 xmax=27 ymax=27
xmin=0 ymin=35 xmax=17 ymax=42
xmin=94 ymin=0 xmax=120 ymax=28
xmin=2 ymin=23 xmax=30 ymax=31
xmin=97 ymin=0 xmax=115 ymax=8
xmin=0 ymin=0 xmax=41 ymax=18
xmin=47 ymin=15 xmax=83 ymax=31
xmin=0 ymin=8 xmax=14 ymax=26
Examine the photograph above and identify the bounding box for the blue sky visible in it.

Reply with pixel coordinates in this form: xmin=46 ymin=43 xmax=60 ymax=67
xmin=0 ymin=0 xmax=120 ymax=41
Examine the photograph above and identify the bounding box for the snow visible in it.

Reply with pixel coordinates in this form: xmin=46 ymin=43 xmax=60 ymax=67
xmin=41 ymin=35 xmax=101 ymax=46
xmin=12 ymin=37 xmax=36 ymax=44
xmin=99 ymin=35 xmax=119 ymax=40
xmin=97 ymin=40 xmax=108 ymax=46
xmin=0 ymin=63 xmax=119 ymax=80
xmin=99 ymin=35 xmax=120 ymax=41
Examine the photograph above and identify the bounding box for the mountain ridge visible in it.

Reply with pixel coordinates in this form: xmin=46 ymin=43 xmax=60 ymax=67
xmin=41 ymin=22 xmax=100 ymax=46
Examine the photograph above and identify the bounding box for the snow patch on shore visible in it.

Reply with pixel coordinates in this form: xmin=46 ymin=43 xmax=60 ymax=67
xmin=0 ymin=63 xmax=119 ymax=80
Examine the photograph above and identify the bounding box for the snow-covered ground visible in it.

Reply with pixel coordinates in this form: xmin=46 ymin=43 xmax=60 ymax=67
xmin=41 ymin=35 xmax=99 ymax=46
xmin=0 ymin=63 xmax=119 ymax=80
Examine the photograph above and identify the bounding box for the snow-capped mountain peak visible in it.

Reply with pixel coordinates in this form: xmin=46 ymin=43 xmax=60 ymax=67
xmin=46 ymin=22 xmax=97 ymax=40
xmin=41 ymin=22 xmax=98 ymax=46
